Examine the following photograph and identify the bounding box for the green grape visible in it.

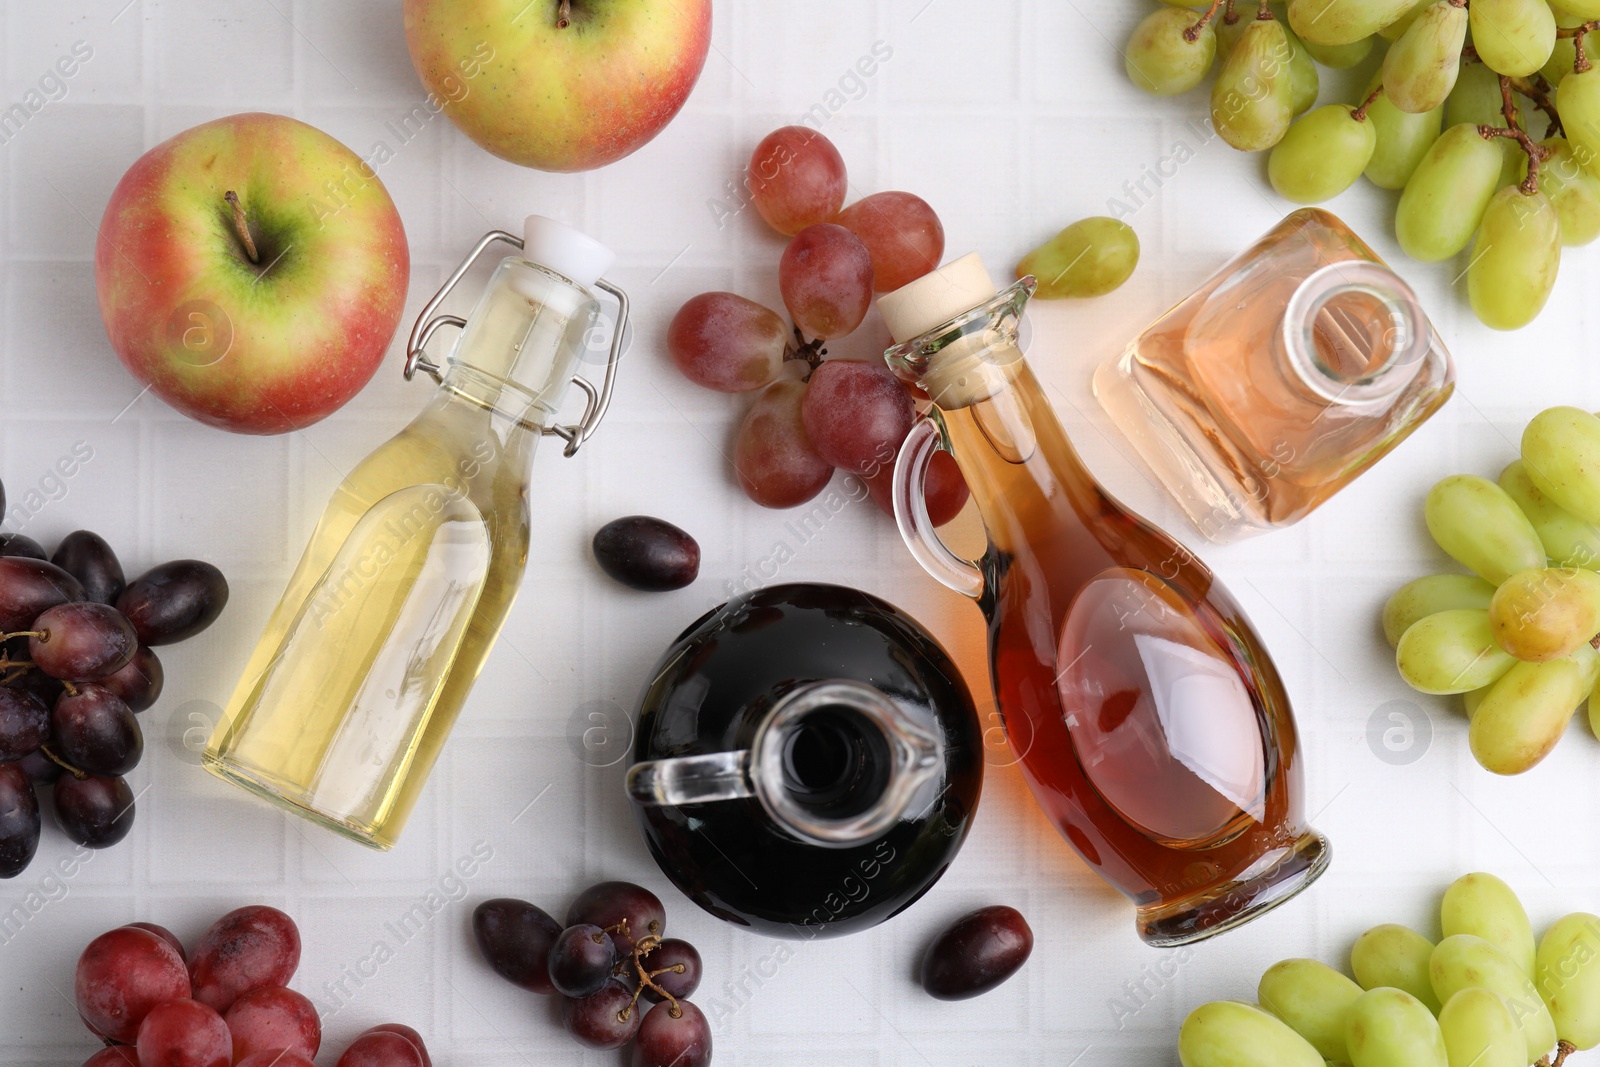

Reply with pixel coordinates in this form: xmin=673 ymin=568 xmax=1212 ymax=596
xmin=1363 ymin=80 xmax=1445 ymax=188
xmin=1440 ymin=872 xmax=1536 ymax=978
xmin=1382 ymin=573 xmax=1499 ymax=647
xmin=1542 ymin=10 xmax=1588 ymax=86
xmin=1126 ymin=7 xmax=1219 ymax=96
xmin=1560 ymin=67 xmax=1600 ymax=171
xmin=1344 ymin=987 xmax=1448 ymax=1067
xmin=1017 ymin=217 xmax=1139 ymax=298
xmin=1469 ymin=649 xmax=1596 ymax=775
xmin=1395 ymin=609 xmax=1517 ymax=694
xmin=1488 ymin=567 xmax=1600 ymax=661
xmin=1284 ymin=26 xmax=1320 ymax=114
xmin=1258 ymin=958 xmax=1364 ymax=1062
xmin=1178 ymin=1000 xmax=1325 ymax=1067
xmin=1536 ymin=912 xmax=1600 ymax=1049
xmin=1289 ymin=0 xmax=1423 ymax=44
xmin=1351 ymin=924 xmax=1442 ymax=1012
xmin=1382 ymin=1 xmax=1468 ymax=113
xmin=1533 ymin=138 xmax=1600 ymax=245
xmin=1423 ymin=473 xmax=1546 ymax=584
xmin=1446 ymin=61 xmax=1524 ymax=182
xmin=1158 ymin=0 xmax=1206 ymax=6
xmin=1522 ymin=406 xmax=1600 ymax=524
xmin=1268 ymin=104 xmax=1376 ymax=201
xmin=1551 ymin=0 xmax=1600 ymax=17
xmin=1591 ymin=672 xmax=1600 ymax=739
xmin=1379 ymin=0 xmax=1437 ymax=39
xmin=1468 ymin=185 xmax=1562 ymax=331
xmin=1212 ymin=18 xmax=1297 ymax=150
xmin=1463 ymin=684 xmax=1491 ymax=716
xmin=1216 ymin=10 xmax=1259 ymax=60
xmin=1470 ymin=0 xmax=1557 ymax=77
xmin=1302 ymin=33 xmax=1375 ymax=65
xmin=1499 ymin=459 xmax=1600 ymax=568
xmin=1431 ymin=934 xmax=1559 ymax=1060
xmin=1395 ymin=124 xmax=1505 ymax=260
xmin=1437 ymin=988 xmax=1526 ymax=1067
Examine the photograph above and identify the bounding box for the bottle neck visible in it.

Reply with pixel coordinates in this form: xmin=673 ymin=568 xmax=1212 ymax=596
xmin=1275 ymin=261 xmax=1427 ymax=407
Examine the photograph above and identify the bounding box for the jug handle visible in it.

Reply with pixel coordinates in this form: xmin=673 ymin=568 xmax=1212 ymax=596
xmin=626 ymin=750 xmax=753 ymax=806
xmin=892 ymin=416 xmax=985 ymax=599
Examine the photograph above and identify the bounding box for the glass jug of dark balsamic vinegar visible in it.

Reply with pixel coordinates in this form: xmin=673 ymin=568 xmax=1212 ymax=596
xmin=625 ymin=583 xmax=983 ymax=939
xmin=878 ymin=254 xmax=1328 ymax=946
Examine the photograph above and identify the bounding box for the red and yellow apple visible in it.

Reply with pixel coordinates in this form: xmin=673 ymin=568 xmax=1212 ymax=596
xmin=403 ymin=0 xmax=712 ymax=172
xmin=95 ymin=112 xmax=409 ymax=435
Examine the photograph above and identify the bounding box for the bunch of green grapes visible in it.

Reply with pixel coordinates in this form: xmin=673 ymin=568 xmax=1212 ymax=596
xmin=1385 ymin=406 xmax=1600 ymax=775
xmin=1179 ymin=872 xmax=1599 ymax=1067
xmin=1124 ymin=0 xmax=1600 ymax=330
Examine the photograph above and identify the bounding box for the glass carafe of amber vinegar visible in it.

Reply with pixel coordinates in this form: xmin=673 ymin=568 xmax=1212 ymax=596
xmin=205 ymin=217 xmax=628 ymax=849
xmin=880 ymin=254 xmax=1327 ymax=945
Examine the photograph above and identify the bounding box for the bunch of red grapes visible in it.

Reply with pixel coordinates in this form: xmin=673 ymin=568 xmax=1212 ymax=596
xmin=668 ymin=125 xmax=969 ymax=523
xmin=473 ymin=881 xmax=710 ymax=1067
xmin=74 ymin=905 xmax=432 ymax=1067
xmin=0 ymin=478 xmax=227 ymax=877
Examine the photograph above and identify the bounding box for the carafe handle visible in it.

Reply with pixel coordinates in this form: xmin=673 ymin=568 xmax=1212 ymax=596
xmin=892 ymin=416 xmax=985 ymax=599
xmin=627 ymin=750 xmax=753 ymax=806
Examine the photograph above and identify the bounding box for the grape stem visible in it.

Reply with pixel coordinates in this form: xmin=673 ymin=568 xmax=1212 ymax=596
xmin=1255 ymin=0 xmax=1272 ymax=19
xmin=1552 ymin=1039 xmax=1577 ymax=1067
xmin=1185 ymin=0 xmax=1226 ymax=42
xmin=224 ymin=191 xmax=259 ymax=265
xmin=556 ymin=0 xmax=572 ymax=28
xmin=1556 ymin=21 xmax=1598 ymax=73
xmin=783 ymin=327 xmax=829 ymax=380
xmin=38 ymin=745 xmax=88 ymax=781
xmin=0 ymin=631 xmax=44 ymax=643
xmin=1482 ymin=75 xmax=1549 ymax=195
xmin=1351 ymin=84 xmax=1383 ymax=122
xmin=610 ymin=929 xmax=685 ymax=1025
xmin=1512 ymin=73 xmax=1565 ymax=138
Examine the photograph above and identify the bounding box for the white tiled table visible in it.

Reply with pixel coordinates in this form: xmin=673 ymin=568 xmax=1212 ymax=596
xmin=3 ymin=3 xmax=1596 ymax=1064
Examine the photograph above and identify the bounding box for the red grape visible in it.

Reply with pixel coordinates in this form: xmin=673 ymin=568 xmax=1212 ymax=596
xmin=81 ymin=1049 xmax=139 ymax=1066
xmin=52 ymin=684 xmax=142 ymax=776
xmin=0 ymin=533 xmax=48 ymax=560
xmin=639 ymin=938 xmax=702 ymax=1002
xmin=562 ymin=979 xmax=642 ymax=1050
xmin=224 ymin=985 xmax=321 ymax=1063
xmin=74 ymin=925 xmax=190 ymax=1043
xmin=733 ymin=380 xmax=834 ymax=509
xmin=135 ymin=998 xmax=230 ymax=1067
xmin=748 ymin=125 xmax=847 ymax=235
xmin=333 ymin=1031 xmax=426 ymax=1067
xmin=98 ymin=645 xmax=164 ymax=713
xmin=667 ymin=293 xmax=788 ymax=393
xmin=52 ymin=531 xmax=126 ymax=607
xmin=0 ymin=685 xmax=48 ymax=760
xmin=359 ymin=1024 xmax=431 ymax=1067
xmin=779 ymin=224 xmax=873 ymax=339
xmin=864 ymin=449 xmax=971 ymax=527
xmin=633 ymin=999 xmax=712 ymax=1067
xmin=55 ymin=773 xmax=135 ymax=848
xmin=836 ymin=191 xmax=946 ymax=292
xmin=919 ymin=904 xmax=1033 ymax=1000
xmin=801 ymin=360 xmax=915 ymax=475
xmin=116 ymin=560 xmax=229 ymax=646
xmin=0 ymin=761 xmax=40 ymax=878
xmin=236 ymin=1054 xmax=315 ymax=1067
xmin=565 ymin=881 xmax=667 ymax=955
xmin=548 ymin=923 xmax=618 ymax=998
xmin=29 ymin=601 xmax=137 ymax=681
xmin=125 ymin=922 xmax=186 ymax=964
xmin=189 ymin=905 xmax=301 ymax=1013
xmin=471 ymin=897 xmax=563 ymax=993
xmin=0 ymin=556 xmax=84 ymax=630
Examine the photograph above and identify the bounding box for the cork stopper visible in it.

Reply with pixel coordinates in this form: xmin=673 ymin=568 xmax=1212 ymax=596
xmin=878 ymin=253 xmax=998 ymax=344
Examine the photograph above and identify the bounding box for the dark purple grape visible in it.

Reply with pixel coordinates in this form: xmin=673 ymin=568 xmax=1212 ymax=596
xmin=561 ymin=980 xmax=642 ymax=1050
xmin=0 ymin=761 xmax=40 ymax=877
xmin=17 ymin=748 xmax=60 ymax=784
xmin=632 ymin=999 xmax=711 ymax=1067
xmin=0 ymin=557 xmax=83 ymax=630
xmin=640 ymin=939 xmax=702 ymax=1002
xmin=0 ymin=686 xmax=48 ymax=761
xmin=52 ymin=685 xmax=141 ymax=776
xmin=919 ymin=905 xmax=1033 ymax=1001
xmin=30 ymin=602 xmax=137 ymax=681
xmin=8 ymin=667 xmax=63 ymax=710
xmin=566 ymin=881 xmax=666 ymax=954
xmin=592 ymin=517 xmax=701 ymax=592
xmin=0 ymin=533 xmax=48 ymax=560
xmin=548 ymin=924 xmax=618 ymax=999
xmin=472 ymin=898 xmax=563 ymax=993
xmin=97 ymin=645 xmax=163 ymax=713
xmin=54 ymin=773 xmax=135 ymax=848
xmin=116 ymin=560 xmax=228 ymax=645
xmin=52 ymin=531 xmax=126 ymax=606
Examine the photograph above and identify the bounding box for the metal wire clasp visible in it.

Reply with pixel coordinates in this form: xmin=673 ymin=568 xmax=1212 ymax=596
xmin=402 ymin=228 xmax=630 ymax=458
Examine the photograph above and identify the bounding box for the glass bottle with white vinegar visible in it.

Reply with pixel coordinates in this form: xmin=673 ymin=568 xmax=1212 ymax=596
xmin=205 ymin=216 xmax=627 ymax=849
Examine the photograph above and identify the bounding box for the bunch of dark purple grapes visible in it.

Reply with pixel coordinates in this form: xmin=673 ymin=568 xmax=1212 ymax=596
xmin=0 ymin=478 xmax=228 ymax=877
xmin=473 ymin=881 xmax=711 ymax=1067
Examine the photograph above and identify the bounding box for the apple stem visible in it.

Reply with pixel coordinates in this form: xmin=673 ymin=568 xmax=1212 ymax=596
xmin=557 ymin=0 xmax=572 ymax=27
xmin=225 ymin=190 xmax=260 ymax=265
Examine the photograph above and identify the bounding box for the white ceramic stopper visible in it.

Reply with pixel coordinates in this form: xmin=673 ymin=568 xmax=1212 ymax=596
xmin=878 ymin=252 xmax=998 ymax=344
xmin=522 ymin=215 xmax=615 ymax=289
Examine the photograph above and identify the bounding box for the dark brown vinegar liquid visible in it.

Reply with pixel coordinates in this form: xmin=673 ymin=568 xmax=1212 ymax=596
xmin=943 ymin=362 xmax=1309 ymax=925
